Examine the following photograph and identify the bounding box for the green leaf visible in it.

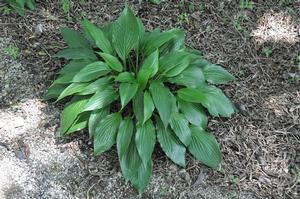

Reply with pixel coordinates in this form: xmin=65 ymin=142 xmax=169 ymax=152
xmin=52 ymin=72 xmax=77 ymax=85
xmin=99 ymin=53 xmax=123 ymax=72
xmin=178 ymin=100 xmax=208 ymax=129
xmin=81 ymin=19 xmax=113 ymax=54
xmin=137 ymin=50 xmax=159 ymax=89
xmin=88 ymin=108 xmax=109 ymax=137
xmin=56 ymin=82 xmax=89 ymax=101
xmin=9 ymin=1 xmax=25 ymax=16
xmin=78 ymin=77 xmax=112 ymax=95
xmin=58 ymin=60 xmax=92 ymax=75
xmin=60 ymin=95 xmax=89 ymax=135
xmin=202 ymin=63 xmax=235 ymax=84
xmin=168 ymin=65 xmax=205 ymax=88
xmin=132 ymin=91 xmax=144 ymax=124
xmin=25 ymin=0 xmax=36 ymax=10
xmin=188 ymin=126 xmax=221 ymax=169
xmin=137 ymin=69 xmax=151 ymax=90
xmin=143 ymin=91 xmax=154 ymax=124
xmin=135 ymin=120 xmax=156 ymax=166
xmin=159 ymin=51 xmax=191 ymax=77
xmin=112 ymin=6 xmax=140 ymax=62
xmin=66 ymin=112 xmax=90 ymax=134
xmin=44 ymin=84 xmax=68 ymax=100
xmin=119 ymin=138 xmax=152 ymax=194
xmin=177 ymin=85 xmax=235 ymax=117
xmin=139 ymin=50 xmax=159 ymax=78
xmin=132 ymin=159 xmax=152 ymax=194
xmin=55 ymin=48 xmax=97 ymax=60
xmin=119 ymin=82 xmax=139 ymax=110
xmin=72 ymin=61 xmax=111 ymax=82
xmin=159 ymin=28 xmax=185 ymax=55
xmin=115 ymin=72 xmax=135 ymax=83
xmin=83 ymin=86 xmax=118 ymax=112
xmin=117 ymin=117 xmax=134 ymax=158
xmin=156 ymin=118 xmax=186 ymax=167
xmin=170 ymin=113 xmax=192 ymax=146
xmin=60 ymin=27 xmax=90 ymax=49
xmin=149 ymin=81 xmax=173 ymax=127
xmin=142 ymin=30 xmax=177 ymax=56
xmin=93 ymin=113 xmax=122 ymax=155
xmin=101 ymin=22 xmax=114 ymax=42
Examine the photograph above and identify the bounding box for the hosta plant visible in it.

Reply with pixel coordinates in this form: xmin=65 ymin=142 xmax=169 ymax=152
xmin=5 ymin=0 xmax=35 ymax=16
xmin=46 ymin=6 xmax=235 ymax=194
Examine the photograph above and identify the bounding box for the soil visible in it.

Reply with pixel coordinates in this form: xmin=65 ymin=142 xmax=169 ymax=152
xmin=0 ymin=0 xmax=299 ymax=199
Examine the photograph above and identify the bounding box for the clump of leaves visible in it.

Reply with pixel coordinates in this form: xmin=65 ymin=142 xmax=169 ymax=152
xmin=5 ymin=0 xmax=35 ymax=16
xmin=46 ymin=6 xmax=235 ymax=194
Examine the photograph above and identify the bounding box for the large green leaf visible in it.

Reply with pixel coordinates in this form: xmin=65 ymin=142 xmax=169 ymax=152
xmin=188 ymin=126 xmax=221 ymax=169
xmin=83 ymin=86 xmax=118 ymax=112
xmin=202 ymin=63 xmax=235 ymax=84
xmin=58 ymin=60 xmax=92 ymax=75
xmin=137 ymin=50 xmax=159 ymax=89
xmin=159 ymin=51 xmax=191 ymax=77
xmin=9 ymin=0 xmax=25 ymax=16
xmin=168 ymin=65 xmax=205 ymax=88
xmin=93 ymin=113 xmax=122 ymax=155
xmin=60 ymin=27 xmax=90 ymax=49
xmin=142 ymin=30 xmax=178 ymax=56
xmin=88 ymin=108 xmax=109 ymax=137
xmin=101 ymin=22 xmax=114 ymax=42
xmin=178 ymin=100 xmax=208 ymax=129
xmin=119 ymin=82 xmax=139 ymax=110
xmin=149 ymin=81 xmax=173 ymax=127
xmin=66 ymin=112 xmax=90 ymax=134
xmin=177 ymin=85 xmax=235 ymax=117
xmin=54 ymin=48 xmax=97 ymax=60
xmin=44 ymin=84 xmax=68 ymax=100
xmin=131 ymin=158 xmax=152 ymax=194
xmin=156 ymin=118 xmax=186 ymax=167
xmin=112 ymin=6 xmax=140 ymax=62
xmin=25 ymin=0 xmax=35 ymax=10
xmin=159 ymin=28 xmax=185 ymax=55
xmin=60 ymin=95 xmax=89 ymax=135
xmin=77 ymin=77 xmax=112 ymax=95
xmin=139 ymin=50 xmax=159 ymax=78
xmin=143 ymin=91 xmax=154 ymax=124
xmin=120 ymin=138 xmax=152 ymax=194
xmin=81 ymin=19 xmax=113 ymax=54
xmin=115 ymin=72 xmax=135 ymax=83
xmin=72 ymin=61 xmax=111 ymax=82
xmin=135 ymin=120 xmax=156 ymax=166
xmin=99 ymin=53 xmax=123 ymax=72
xmin=56 ymin=82 xmax=89 ymax=101
xmin=52 ymin=72 xmax=77 ymax=85
xmin=170 ymin=113 xmax=192 ymax=146
xmin=117 ymin=117 xmax=134 ymax=158
xmin=132 ymin=91 xmax=144 ymax=124
xmin=136 ymin=69 xmax=151 ymax=91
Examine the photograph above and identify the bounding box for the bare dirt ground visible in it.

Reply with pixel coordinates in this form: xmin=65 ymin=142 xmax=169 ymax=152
xmin=0 ymin=0 xmax=299 ymax=198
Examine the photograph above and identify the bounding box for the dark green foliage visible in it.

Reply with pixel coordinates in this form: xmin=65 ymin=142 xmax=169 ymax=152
xmin=5 ymin=0 xmax=35 ymax=16
xmin=46 ymin=5 xmax=235 ymax=194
